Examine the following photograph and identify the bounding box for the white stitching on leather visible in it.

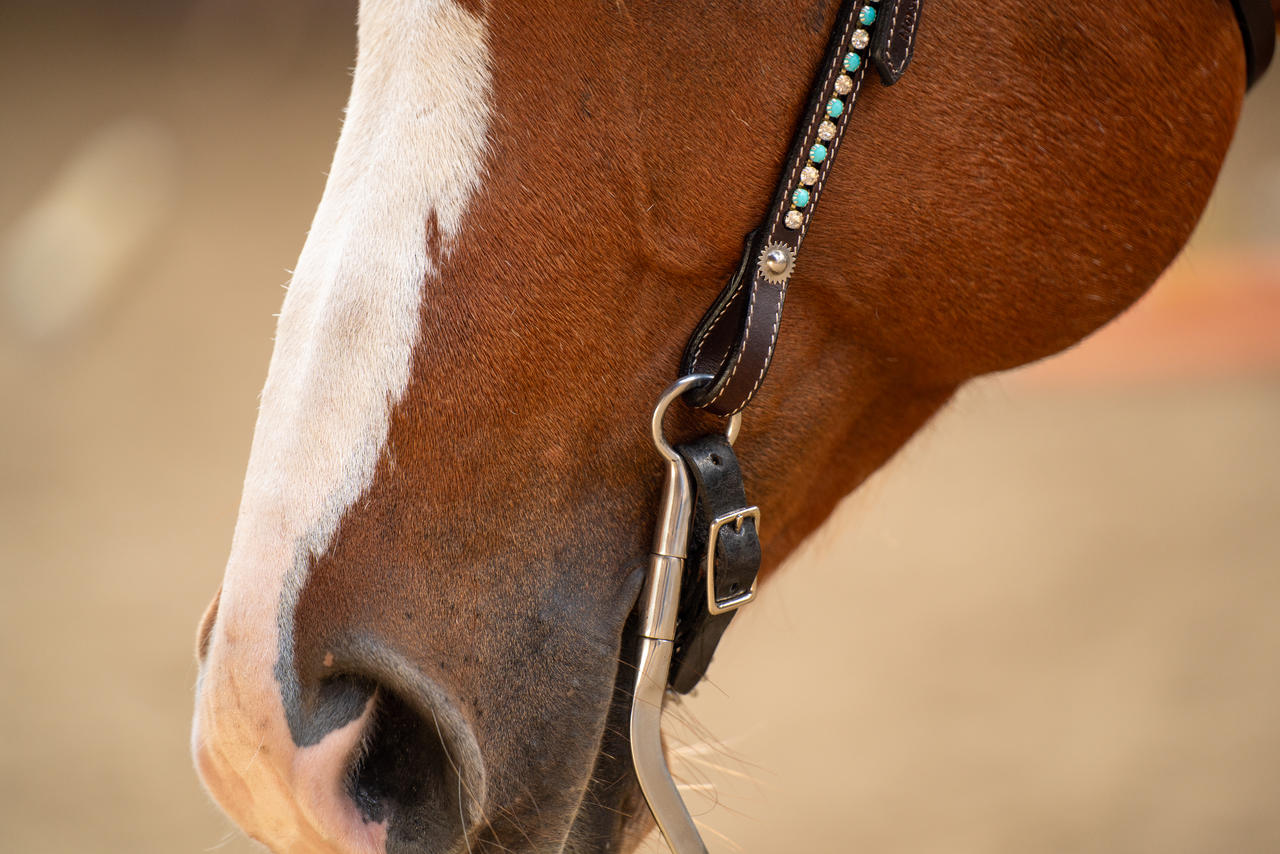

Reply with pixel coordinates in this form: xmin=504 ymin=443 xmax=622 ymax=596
xmin=886 ymin=0 xmax=918 ymax=76
xmin=795 ymin=8 xmax=862 ymax=247
xmin=707 ymin=3 xmax=864 ymax=409
xmin=690 ymin=264 xmax=748 ymax=370
xmin=729 ymin=286 xmax=785 ymax=415
xmin=803 ymin=72 xmax=865 ymax=239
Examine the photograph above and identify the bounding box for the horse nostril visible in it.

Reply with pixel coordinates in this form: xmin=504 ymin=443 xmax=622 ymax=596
xmin=316 ymin=649 xmax=486 ymax=850
xmin=348 ymin=688 xmax=470 ymax=835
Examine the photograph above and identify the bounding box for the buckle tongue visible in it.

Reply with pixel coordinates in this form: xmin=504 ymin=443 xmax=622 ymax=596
xmin=706 ymin=506 xmax=760 ymax=615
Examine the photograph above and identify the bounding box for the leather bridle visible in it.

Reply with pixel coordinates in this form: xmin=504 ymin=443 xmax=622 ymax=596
xmin=627 ymin=2 xmax=1274 ymax=851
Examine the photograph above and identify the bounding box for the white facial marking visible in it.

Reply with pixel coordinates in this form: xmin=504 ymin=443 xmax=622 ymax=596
xmin=192 ymin=0 xmax=492 ymax=848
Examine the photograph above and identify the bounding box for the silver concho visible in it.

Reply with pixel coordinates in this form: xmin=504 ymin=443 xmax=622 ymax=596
xmin=758 ymin=241 xmax=795 ymax=284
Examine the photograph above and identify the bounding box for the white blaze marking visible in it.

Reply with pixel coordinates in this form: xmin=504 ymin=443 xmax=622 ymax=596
xmin=193 ymin=0 xmax=491 ymax=848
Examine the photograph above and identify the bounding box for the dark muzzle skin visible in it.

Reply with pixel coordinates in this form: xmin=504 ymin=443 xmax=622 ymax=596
xmin=278 ymin=615 xmax=641 ymax=853
xmin=280 ymin=446 xmax=656 ymax=853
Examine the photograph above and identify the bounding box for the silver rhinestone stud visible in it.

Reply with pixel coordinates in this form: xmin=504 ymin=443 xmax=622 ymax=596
xmin=800 ymin=165 xmax=819 ymax=185
xmin=764 ymin=248 xmax=790 ymax=275
xmin=851 ymin=29 xmax=870 ymax=49
xmin=817 ymin=120 xmax=837 ymax=141
xmin=834 ymin=74 xmax=853 ymax=95
xmin=785 ymin=210 xmax=804 ymax=230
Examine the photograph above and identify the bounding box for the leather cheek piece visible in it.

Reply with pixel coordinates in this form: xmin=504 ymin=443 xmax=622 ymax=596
xmin=681 ymin=0 xmax=925 ymax=416
xmin=872 ymin=0 xmax=925 ymax=85
xmin=680 ymin=231 xmax=757 ymax=406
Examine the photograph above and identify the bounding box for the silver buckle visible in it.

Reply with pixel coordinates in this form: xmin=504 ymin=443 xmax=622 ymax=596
xmin=705 ymin=506 xmax=761 ymax=615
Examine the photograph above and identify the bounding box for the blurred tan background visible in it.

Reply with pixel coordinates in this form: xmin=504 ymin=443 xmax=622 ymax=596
xmin=0 ymin=3 xmax=1277 ymax=852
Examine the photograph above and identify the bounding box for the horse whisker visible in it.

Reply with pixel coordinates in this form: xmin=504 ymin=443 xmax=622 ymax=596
xmin=692 ymin=819 xmax=743 ymax=851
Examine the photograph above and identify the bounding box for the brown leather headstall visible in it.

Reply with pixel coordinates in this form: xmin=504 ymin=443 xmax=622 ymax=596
xmin=660 ymin=0 xmax=924 ymax=697
xmin=657 ymin=0 xmax=925 ymax=699
xmin=680 ymin=0 xmax=924 ymax=417
xmin=630 ymin=10 xmax=926 ymax=847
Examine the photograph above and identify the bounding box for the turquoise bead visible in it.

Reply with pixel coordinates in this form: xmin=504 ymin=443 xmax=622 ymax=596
xmin=827 ymin=98 xmax=844 ymax=118
xmin=810 ymin=143 xmax=828 ymax=163
xmin=859 ymin=6 xmax=877 ymax=25
xmin=792 ymin=188 xmax=811 ymax=208
xmin=844 ymin=52 xmax=862 ymax=73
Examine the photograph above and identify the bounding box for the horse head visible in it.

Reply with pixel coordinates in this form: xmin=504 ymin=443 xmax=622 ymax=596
xmin=192 ymin=1 xmax=1271 ymax=851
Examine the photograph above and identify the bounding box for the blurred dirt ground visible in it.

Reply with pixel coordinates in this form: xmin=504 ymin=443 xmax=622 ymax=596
xmin=0 ymin=3 xmax=1277 ymax=853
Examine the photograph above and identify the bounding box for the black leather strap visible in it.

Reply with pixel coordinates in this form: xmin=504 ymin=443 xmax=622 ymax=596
xmin=681 ymin=0 xmax=924 ymax=416
xmin=1231 ymin=0 xmax=1276 ymax=88
xmin=668 ymin=435 xmax=761 ymax=694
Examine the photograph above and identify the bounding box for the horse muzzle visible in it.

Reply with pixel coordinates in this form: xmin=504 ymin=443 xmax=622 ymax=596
xmin=193 ymin=621 xmax=485 ymax=854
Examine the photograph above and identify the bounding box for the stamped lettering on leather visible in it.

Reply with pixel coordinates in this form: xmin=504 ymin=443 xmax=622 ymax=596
xmin=872 ymin=0 xmax=924 ymax=85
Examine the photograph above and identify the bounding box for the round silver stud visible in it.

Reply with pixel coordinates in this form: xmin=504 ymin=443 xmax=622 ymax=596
xmin=834 ymin=74 xmax=854 ymax=95
xmin=851 ymin=29 xmax=870 ymax=49
xmin=784 ymin=210 xmax=804 ymax=230
xmin=800 ymin=165 xmax=819 ymax=185
xmin=758 ymin=240 xmax=796 ymax=282
xmin=764 ymin=248 xmax=789 ymax=275
xmin=817 ymin=120 xmax=837 ymax=141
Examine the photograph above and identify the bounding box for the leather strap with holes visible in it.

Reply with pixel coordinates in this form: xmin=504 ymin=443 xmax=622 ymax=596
xmin=680 ymin=0 xmax=924 ymax=416
xmin=669 ymin=435 xmax=761 ymax=694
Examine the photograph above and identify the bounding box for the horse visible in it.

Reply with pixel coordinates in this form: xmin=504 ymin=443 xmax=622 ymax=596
xmin=190 ymin=0 xmax=1277 ymax=851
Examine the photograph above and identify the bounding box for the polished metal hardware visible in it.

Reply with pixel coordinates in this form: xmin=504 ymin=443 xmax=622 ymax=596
xmin=630 ymin=374 xmax=741 ymax=854
xmin=705 ymin=505 xmax=761 ymax=615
